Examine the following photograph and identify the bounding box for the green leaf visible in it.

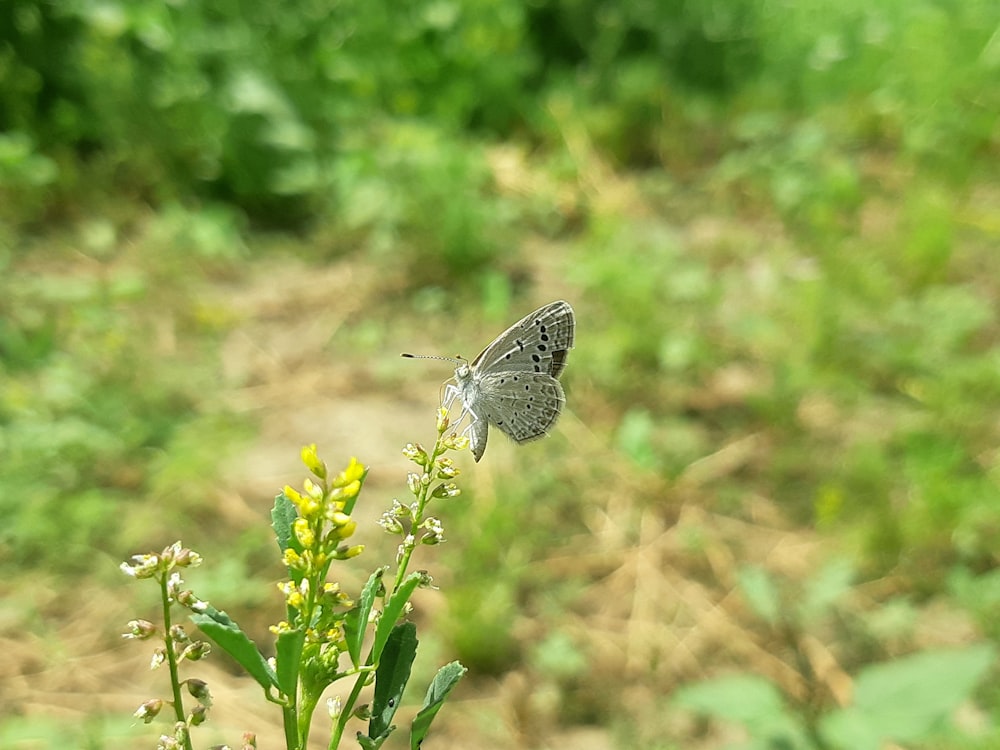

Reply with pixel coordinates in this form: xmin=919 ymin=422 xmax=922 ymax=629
xmin=344 ymin=568 xmax=386 ymax=668
xmin=272 ymin=491 xmax=305 ymax=584
xmin=798 ymin=558 xmax=854 ymax=624
xmin=738 ymin=565 xmax=781 ymax=626
xmin=372 ymin=571 xmax=426 ymax=660
xmin=275 ymin=627 xmax=306 ymax=697
xmin=672 ymin=674 xmax=810 ymax=748
xmin=190 ymin=604 xmax=278 ymax=691
xmin=820 ymin=644 xmax=997 ymax=748
xmin=368 ymin=621 xmax=418 ymax=743
xmin=410 ymin=661 xmax=467 ymax=749
xmin=272 ymin=491 xmax=299 ymax=554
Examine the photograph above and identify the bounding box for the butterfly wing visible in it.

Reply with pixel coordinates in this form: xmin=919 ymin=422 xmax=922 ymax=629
xmin=467 ymin=414 xmax=490 ymax=462
xmin=471 ymin=300 xmax=575 ymax=379
xmin=468 ymin=371 xmax=565 ymax=462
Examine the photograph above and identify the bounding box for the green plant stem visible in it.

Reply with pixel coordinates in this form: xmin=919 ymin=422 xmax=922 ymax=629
xmin=160 ymin=575 xmax=194 ymax=750
xmin=392 ymin=431 xmax=448 ymax=594
xmin=282 ymin=703 xmax=300 ymax=750
xmin=329 ymin=428 xmax=449 ymax=747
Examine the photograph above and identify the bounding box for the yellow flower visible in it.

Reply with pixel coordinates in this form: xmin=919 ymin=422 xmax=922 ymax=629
xmin=293 ymin=518 xmax=315 ymax=549
xmin=334 ymin=457 xmax=366 ymax=488
xmin=301 ymin=444 xmax=327 ymax=479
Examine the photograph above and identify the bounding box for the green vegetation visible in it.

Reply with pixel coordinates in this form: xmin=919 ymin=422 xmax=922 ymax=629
xmin=2 ymin=0 xmax=999 ymax=747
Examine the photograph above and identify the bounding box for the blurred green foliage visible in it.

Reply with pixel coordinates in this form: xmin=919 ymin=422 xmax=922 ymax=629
xmin=0 ymin=210 xmax=252 ymax=571
xmin=3 ymin=0 xmax=996 ymax=227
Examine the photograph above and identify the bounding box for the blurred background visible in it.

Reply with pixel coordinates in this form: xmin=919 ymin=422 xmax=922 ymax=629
xmin=2 ymin=0 xmax=999 ymax=747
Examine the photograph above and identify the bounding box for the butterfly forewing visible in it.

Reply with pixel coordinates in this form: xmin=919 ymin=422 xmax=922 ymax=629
xmin=471 ymin=300 xmax=575 ymax=379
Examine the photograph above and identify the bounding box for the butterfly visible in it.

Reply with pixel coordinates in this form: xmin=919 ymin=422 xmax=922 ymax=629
xmin=403 ymin=300 xmax=575 ymax=461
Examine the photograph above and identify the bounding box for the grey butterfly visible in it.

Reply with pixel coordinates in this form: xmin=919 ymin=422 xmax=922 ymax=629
xmin=403 ymin=300 xmax=575 ymax=461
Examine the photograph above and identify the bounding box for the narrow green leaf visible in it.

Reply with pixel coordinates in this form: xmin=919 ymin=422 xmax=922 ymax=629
xmin=368 ymin=622 xmax=418 ymax=741
xmin=410 ymin=661 xmax=467 ymax=749
xmin=190 ymin=604 xmax=277 ymax=691
xmin=372 ymin=571 xmax=426 ymax=660
xmin=275 ymin=627 xmax=306 ymax=698
xmin=344 ymin=568 xmax=386 ymax=668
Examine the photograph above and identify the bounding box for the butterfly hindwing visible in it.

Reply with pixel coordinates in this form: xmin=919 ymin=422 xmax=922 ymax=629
xmin=467 ymin=415 xmax=490 ymax=462
xmin=468 ymin=371 xmax=565 ymax=449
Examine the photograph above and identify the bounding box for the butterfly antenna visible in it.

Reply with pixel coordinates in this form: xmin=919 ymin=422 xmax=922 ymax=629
xmin=400 ymin=352 xmax=465 ymax=365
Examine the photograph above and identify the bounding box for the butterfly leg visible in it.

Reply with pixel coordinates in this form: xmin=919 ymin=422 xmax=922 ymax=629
xmin=441 ymin=384 xmax=475 ymax=433
xmin=441 ymin=383 xmax=460 ymax=410
xmin=458 ymin=407 xmax=479 ymax=438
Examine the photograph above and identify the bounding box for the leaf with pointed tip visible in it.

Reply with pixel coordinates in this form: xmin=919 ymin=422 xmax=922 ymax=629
xmin=275 ymin=627 xmax=306 ymax=697
xmin=367 ymin=622 xmax=418 ymax=742
xmin=272 ymin=492 xmax=299 ymax=554
xmin=344 ymin=568 xmax=386 ymax=668
xmin=190 ymin=604 xmax=278 ymax=691
xmin=272 ymin=492 xmax=304 ymax=588
xmin=410 ymin=661 xmax=467 ymax=749
xmin=372 ymin=571 xmax=425 ymax=659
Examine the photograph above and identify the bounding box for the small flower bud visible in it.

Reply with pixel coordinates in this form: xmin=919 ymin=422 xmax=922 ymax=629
xmin=172 ymin=723 xmax=189 ymax=743
xmin=435 ymin=457 xmax=459 ymax=479
xmin=165 ymin=572 xmax=184 ymax=601
xmin=241 ymin=731 xmax=258 ymax=749
xmin=123 ymin=619 xmax=157 ymax=640
xmin=406 ymin=472 xmax=421 ymax=495
xmin=293 ymin=517 xmax=315 ymax=549
xmin=189 ymin=704 xmax=209 ymax=726
xmin=329 ymin=514 xmax=357 ymax=540
xmin=283 ymin=548 xmax=304 ymax=570
xmin=402 ymin=443 xmax=428 ymax=466
xmin=121 ymin=554 xmax=160 ymax=579
xmin=334 ymin=543 xmax=364 ymax=560
xmin=334 ymin=457 xmax=366 ymax=487
xmin=328 ymin=695 xmax=343 ymax=719
xmin=150 ymin=647 xmax=167 ymax=670
xmin=353 ymin=703 xmax=372 ymax=720
xmin=419 ymin=517 xmax=446 ymax=545
xmin=443 ymin=433 xmax=470 ymax=452
xmin=134 ymin=698 xmax=163 ymax=723
xmin=377 ymin=513 xmax=404 ymax=535
xmin=174 ymin=547 xmax=202 ymax=568
xmin=180 ymin=641 xmax=211 ymax=661
xmin=303 ymin=477 xmax=323 ymax=501
xmin=176 ymin=589 xmax=203 ymax=610
xmin=186 ymin=678 xmax=212 ymax=706
xmin=331 ymin=479 xmax=361 ymax=501
xmin=416 ymin=571 xmax=437 ymax=590
xmin=431 ymin=482 xmax=461 ymax=499
xmin=301 ymin=444 xmax=327 ymax=479
xmin=169 ymin=624 xmax=190 ymax=644
xmin=436 ymin=407 xmax=450 ymax=432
